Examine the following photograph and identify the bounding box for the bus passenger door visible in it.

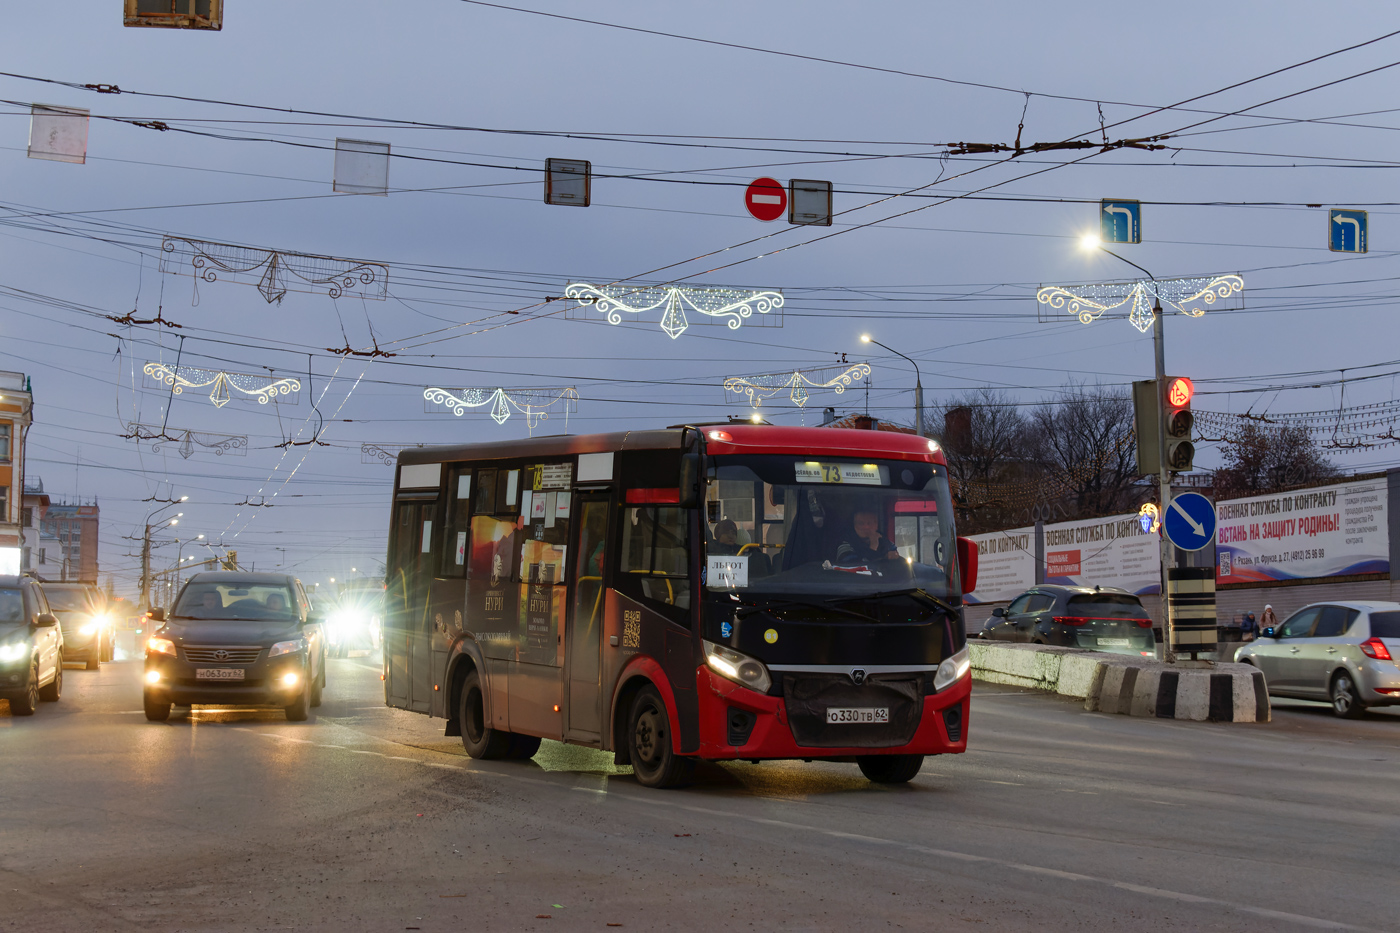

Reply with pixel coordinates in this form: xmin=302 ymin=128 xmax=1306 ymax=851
xmin=565 ymin=493 xmax=610 ymax=742
xmin=386 ymin=499 xmax=435 ymax=710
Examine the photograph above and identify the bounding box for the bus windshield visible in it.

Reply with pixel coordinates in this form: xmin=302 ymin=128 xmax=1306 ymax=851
xmin=703 ymin=455 xmax=957 ymax=601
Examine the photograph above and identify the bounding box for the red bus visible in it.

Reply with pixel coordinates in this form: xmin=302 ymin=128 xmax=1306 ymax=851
xmin=383 ymin=424 xmax=977 ymax=787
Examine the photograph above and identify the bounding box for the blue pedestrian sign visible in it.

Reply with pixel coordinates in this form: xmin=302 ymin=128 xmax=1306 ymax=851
xmin=1162 ymin=492 xmax=1217 ymax=552
xmin=1329 ymin=209 xmax=1367 ymax=253
xmin=1100 ymin=199 xmax=1141 ymax=244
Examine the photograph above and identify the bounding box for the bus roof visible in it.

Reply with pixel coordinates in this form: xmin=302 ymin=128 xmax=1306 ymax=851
xmin=396 ymin=424 xmax=944 ymax=468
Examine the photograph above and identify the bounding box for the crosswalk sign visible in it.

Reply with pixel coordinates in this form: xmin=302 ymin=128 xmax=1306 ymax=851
xmin=1329 ymin=209 xmax=1367 ymax=253
xmin=1100 ymin=199 xmax=1141 ymax=244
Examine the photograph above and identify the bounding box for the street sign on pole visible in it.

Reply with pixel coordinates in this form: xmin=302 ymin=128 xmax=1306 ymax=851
xmin=1100 ymin=199 xmax=1141 ymax=244
xmin=1329 ymin=209 xmax=1367 ymax=253
xmin=1162 ymin=492 xmax=1216 ymax=552
xmin=745 ymin=177 xmax=787 ymax=222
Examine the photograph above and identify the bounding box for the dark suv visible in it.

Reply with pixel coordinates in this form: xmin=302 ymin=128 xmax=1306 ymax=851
xmin=980 ymin=585 xmax=1156 ymax=657
xmin=143 ymin=571 xmax=326 ymax=722
xmin=0 ymin=575 xmax=64 ymax=715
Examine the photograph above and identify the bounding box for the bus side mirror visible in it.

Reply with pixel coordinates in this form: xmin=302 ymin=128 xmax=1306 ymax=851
xmin=956 ymin=536 xmax=978 ymax=595
xmin=678 ymin=453 xmax=701 ymax=509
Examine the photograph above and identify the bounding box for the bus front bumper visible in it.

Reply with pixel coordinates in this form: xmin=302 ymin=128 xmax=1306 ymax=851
xmin=694 ymin=666 xmax=970 ymax=760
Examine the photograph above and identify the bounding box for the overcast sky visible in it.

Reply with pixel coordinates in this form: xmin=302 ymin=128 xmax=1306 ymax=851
xmin=4 ymin=2 xmax=1400 ymax=595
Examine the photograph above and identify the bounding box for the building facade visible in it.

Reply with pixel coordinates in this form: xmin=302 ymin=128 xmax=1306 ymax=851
xmin=40 ymin=501 xmax=100 ymax=583
xmin=0 ymin=372 xmax=33 ymax=575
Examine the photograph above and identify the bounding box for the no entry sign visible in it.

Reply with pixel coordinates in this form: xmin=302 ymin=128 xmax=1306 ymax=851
xmin=745 ymin=177 xmax=787 ymax=222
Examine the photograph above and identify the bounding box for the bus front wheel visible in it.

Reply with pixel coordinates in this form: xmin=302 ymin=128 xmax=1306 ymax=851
xmin=628 ymin=685 xmax=694 ymax=789
xmin=460 ymin=669 xmax=512 ymax=759
xmin=857 ymin=754 xmax=924 ymax=784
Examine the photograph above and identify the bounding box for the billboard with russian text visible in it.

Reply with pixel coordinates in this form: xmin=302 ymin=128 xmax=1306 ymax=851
xmin=1215 ymin=480 xmax=1387 ymax=584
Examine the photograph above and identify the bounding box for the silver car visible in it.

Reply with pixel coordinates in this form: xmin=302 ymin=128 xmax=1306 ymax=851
xmin=1235 ymin=601 xmax=1400 ymax=718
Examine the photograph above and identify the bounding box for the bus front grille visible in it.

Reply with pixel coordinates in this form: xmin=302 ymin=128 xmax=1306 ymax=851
xmin=782 ymin=673 xmax=923 ymax=748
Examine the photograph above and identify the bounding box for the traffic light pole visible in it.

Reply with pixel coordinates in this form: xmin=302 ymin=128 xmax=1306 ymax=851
xmin=1151 ymin=298 xmax=1177 ymax=664
xmin=1096 ymin=245 xmax=1177 ymax=664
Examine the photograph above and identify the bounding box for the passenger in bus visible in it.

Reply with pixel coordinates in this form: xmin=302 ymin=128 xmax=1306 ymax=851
xmin=709 ymin=519 xmax=741 ymax=555
xmin=836 ymin=509 xmax=900 ymax=565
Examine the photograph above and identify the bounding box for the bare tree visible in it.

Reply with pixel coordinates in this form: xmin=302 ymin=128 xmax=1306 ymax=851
xmin=931 ymin=389 xmax=1033 ymax=533
xmin=1031 ymin=385 xmax=1141 ymax=520
xmin=1212 ymin=423 xmax=1339 ymax=499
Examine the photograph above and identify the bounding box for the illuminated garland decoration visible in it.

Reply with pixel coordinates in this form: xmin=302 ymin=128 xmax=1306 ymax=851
xmin=145 ymin=362 xmax=301 ymax=407
xmin=724 ymin=363 xmax=872 ymax=409
xmin=424 ymin=387 xmax=578 ymax=432
xmin=121 ymin=423 xmax=248 ymax=458
xmin=360 ymin=443 xmax=429 ymax=465
xmin=1036 ymin=274 xmax=1244 ymax=333
xmin=1138 ymin=503 xmax=1161 ymax=534
xmin=564 ymin=283 xmax=783 ymax=339
xmin=159 ymin=236 xmax=389 ymax=304
xmin=1195 ymin=408 xmax=1400 ymax=451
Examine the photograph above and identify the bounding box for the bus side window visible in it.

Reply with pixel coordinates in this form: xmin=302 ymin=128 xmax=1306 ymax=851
xmin=619 ymin=506 xmax=691 ymax=612
xmin=442 ymin=467 xmax=472 ymax=578
xmin=475 ymin=469 xmax=497 ymax=514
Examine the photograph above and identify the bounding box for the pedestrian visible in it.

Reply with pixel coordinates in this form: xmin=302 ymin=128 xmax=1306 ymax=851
xmin=1261 ymin=604 xmax=1278 ymax=633
xmin=1241 ymin=611 xmax=1257 ymax=641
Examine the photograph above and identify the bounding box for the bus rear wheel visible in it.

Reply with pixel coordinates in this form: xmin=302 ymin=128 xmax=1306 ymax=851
xmin=857 ymin=754 xmax=924 ymax=784
xmin=628 ymin=685 xmax=694 ymax=789
xmin=460 ymin=669 xmax=511 ymax=759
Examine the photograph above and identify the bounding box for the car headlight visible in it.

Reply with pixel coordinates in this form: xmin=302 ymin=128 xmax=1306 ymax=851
xmin=147 ymin=637 xmax=177 ymax=657
xmin=703 ymin=640 xmax=772 ymax=694
xmin=933 ymin=645 xmax=970 ymax=692
xmin=269 ymin=638 xmax=306 ymax=658
xmin=79 ymin=622 xmax=99 ymax=637
xmin=0 ymin=641 xmax=29 ymax=662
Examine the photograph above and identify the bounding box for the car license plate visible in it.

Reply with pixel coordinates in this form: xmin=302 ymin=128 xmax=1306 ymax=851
xmin=826 ymin=707 xmax=888 ymax=724
xmin=1098 ymin=638 xmax=1130 ymax=646
xmin=195 ymin=668 xmax=245 ymax=681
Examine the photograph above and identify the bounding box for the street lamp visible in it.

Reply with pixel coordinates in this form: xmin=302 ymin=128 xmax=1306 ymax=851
xmin=860 ymin=335 xmax=924 ymax=437
xmin=1078 ymin=236 xmax=1176 ymax=663
xmin=140 ymin=501 xmax=187 ymax=613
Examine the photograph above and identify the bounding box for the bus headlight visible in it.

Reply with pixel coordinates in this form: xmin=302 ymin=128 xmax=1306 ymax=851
xmin=703 ymin=640 xmax=772 ymax=694
xmin=933 ymin=645 xmax=970 ymax=692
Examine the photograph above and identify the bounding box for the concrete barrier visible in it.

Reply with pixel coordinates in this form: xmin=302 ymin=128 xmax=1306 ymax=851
xmin=968 ymin=641 xmax=1269 ymax=723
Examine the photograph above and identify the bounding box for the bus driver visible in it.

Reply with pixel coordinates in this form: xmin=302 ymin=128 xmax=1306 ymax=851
xmin=835 ymin=508 xmax=900 ymax=565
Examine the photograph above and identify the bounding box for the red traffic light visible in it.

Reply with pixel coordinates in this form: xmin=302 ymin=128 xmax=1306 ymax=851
xmin=1167 ymin=377 xmax=1194 ymax=408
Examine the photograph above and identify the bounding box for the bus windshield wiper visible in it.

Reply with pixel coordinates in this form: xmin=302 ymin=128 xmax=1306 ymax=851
xmin=829 ymin=588 xmax=959 ymax=618
xmin=734 ymin=595 xmax=877 ymax=623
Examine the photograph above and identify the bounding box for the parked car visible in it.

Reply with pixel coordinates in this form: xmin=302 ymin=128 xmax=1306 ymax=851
xmin=980 ymin=585 xmax=1156 ymax=657
xmin=143 ymin=571 xmax=326 ymax=722
xmin=1235 ymin=601 xmax=1400 ymax=718
xmin=43 ymin=582 xmax=112 ymax=669
xmin=0 ymin=575 xmax=64 ymax=715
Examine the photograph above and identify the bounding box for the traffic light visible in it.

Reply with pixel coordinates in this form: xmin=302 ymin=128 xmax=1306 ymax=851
xmin=1132 ymin=377 xmax=1194 ymax=474
xmin=1164 ymin=376 xmax=1195 ymax=471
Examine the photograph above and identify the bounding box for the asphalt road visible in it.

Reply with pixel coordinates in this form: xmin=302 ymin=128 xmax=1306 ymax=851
xmin=2 ymin=654 xmax=1398 ymax=932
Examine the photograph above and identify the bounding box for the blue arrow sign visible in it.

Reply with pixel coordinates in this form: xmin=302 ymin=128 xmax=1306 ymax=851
xmin=1162 ymin=492 xmax=1217 ymax=552
xmin=1329 ymin=209 xmax=1367 ymax=253
xmin=1101 ymin=199 xmax=1141 ymax=244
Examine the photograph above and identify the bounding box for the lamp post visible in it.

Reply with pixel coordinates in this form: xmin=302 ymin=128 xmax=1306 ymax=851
xmin=174 ymin=534 xmax=205 ymax=600
xmin=1079 ymin=236 xmax=1176 ymax=663
xmin=140 ymin=497 xmax=187 ymax=614
xmin=860 ymin=335 xmax=925 ymax=437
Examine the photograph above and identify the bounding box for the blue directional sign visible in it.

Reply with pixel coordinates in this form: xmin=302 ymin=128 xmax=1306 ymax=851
xmin=1329 ymin=209 xmax=1367 ymax=253
xmin=1162 ymin=492 xmax=1217 ymax=552
xmin=1100 ymin=199 xmax=1141 ymax=244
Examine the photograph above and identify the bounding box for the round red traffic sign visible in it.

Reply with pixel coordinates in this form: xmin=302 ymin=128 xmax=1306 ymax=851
xmin=745 ymin=177 xmax=787 ymax=222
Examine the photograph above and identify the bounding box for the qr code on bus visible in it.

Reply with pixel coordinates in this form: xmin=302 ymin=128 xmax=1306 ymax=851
xmin=622 ymin=610 xmax=641 ymax=649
